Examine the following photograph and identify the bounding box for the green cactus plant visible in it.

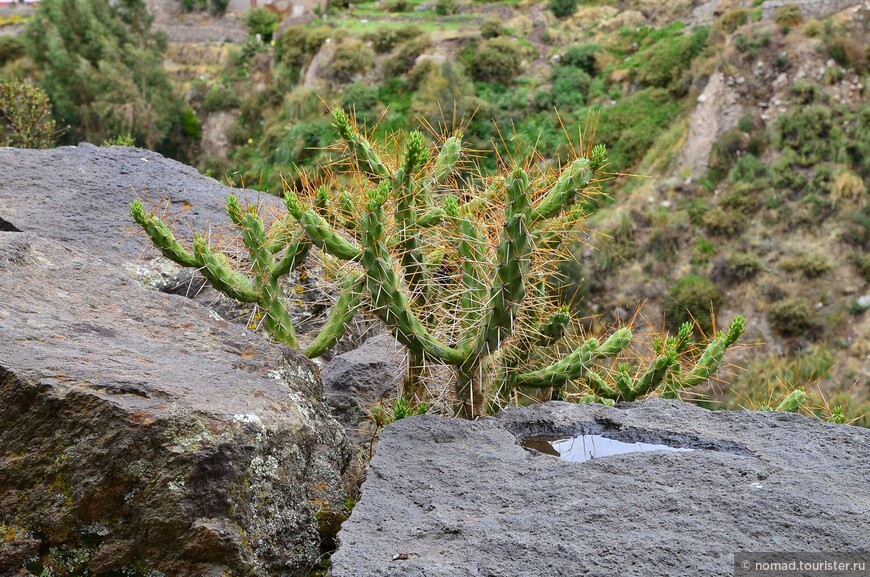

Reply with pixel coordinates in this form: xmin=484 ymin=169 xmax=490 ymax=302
xmin=131 ymin=196 xmax=364 ymax=356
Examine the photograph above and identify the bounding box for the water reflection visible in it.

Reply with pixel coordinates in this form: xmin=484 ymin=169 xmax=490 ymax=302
xmin=522 ymin=434 xmax=693 ymax=462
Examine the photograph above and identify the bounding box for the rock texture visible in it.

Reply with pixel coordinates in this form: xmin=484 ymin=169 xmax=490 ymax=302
xmin=0 ymin=143 xmax=282 ymax=291
xmin=331 ymin=399 xmax=870 ymax=577
xmin=0 ymin=232 xmax=350 ymax=577
xmin=321 ymin=334 xmax=406 ymax=442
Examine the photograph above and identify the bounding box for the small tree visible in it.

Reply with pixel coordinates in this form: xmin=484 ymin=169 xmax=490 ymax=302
xmin=0 ymin=81 xmax=55 ymax=148
xmin=550 ymin=0 xmax=577 ymax=19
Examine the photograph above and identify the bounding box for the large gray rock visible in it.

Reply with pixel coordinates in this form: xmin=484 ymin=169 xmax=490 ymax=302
xmin=0 ymin=232 xmax=350 ymax=577
xmin=0 ymin=144 xmax=281 ymax=282
xmin=321 ymin=334 xmax=405 ymax=439
xmin=331 ymin=400 xmax=870 ymax=577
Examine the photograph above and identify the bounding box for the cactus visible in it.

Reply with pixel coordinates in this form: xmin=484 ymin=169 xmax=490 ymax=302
xmin=131 ymin=197 xmax=361 ymax=355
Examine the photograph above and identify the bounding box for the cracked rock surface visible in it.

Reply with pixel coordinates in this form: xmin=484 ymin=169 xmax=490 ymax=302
xmin=0 ymin=232 xmax=350 ymax=576
xmin=331 ymin=399 xmax=870 ymax=577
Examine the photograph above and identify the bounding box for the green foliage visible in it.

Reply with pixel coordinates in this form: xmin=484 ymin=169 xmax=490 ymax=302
xmin=204 ymin=82 xmax=240 ymax=112
xmin=627 ymin=24 xmax=709 ymax=94
xmin=703 ymin=207 xmax=745 ymax=236
xmin=772 ymin=105 xmax=833 ymax=166
xmin=102 ymin=133 xmax=135 ymax=146
xmin=27 ymin=0 xmax=196 ymax=157
xmin=382 ymin=35 xmax=433 ymax=79
xmin=549 ymin=0 xmax=577 ymax=19
xmin=469 ymin=37 xmax=525 ymax=85
xmin=541 ymin=65 xmax=592 ymax=111
xmin=826 ymin=37 xmax=867 ymax=72
xmin=370 ymin=397 xmax=430 ymax=426
xmin=726 ymin=252 xmax=761 ymax=281
xmin=435 ymin=0 xmax=457 ymax=16
xmin=728 ymin=154 xmax=767 ymax=183
xmin=780 ymin=253 xmax=831 ymax=278
xmin=329 ymin=40 xmax=375 ymax=82
xmin=768 ymin=297 xmax=813 ymax=336
xmin=480 ymin=19 xmax=504 ymax=39
xmin=715 ymin=7 xmax=749 ymax=34
xmin=587 ymin=88 xmax=682 ymax=171
xmin=560 ymin=43 xmax=599 ymax=75
xmin=364 ymin=25 xmax=422 ymax=53
xmin=773 ymin=5 xmax=802 ymax=29
xmin=0 ymin=80 xmax=55 ymax=148
xmin=664 ymin=274 xmax=722 ymax=334
xmin=338 ymin=82 xmax=381 ymax=125
xmin=0 ymin=36 xmax=25 ymax=67
xmin=245 ymin=8 xmax=280 ymax=42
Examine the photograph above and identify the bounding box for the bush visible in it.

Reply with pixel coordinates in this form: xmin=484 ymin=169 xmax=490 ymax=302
xmin=544 ymin=66 xmax=592 ymax=110
xmin=728 ymin=154 xmax=767 ymax=183
xmin=768 ymin=298 xmax=812 ymax=336
xmin=774 ymin=5 xmax=802 ymax=29
xmin=663 ymin=274 xmax=723 ymax=334
xmin=338 ymin=82 xmax=380 ymax=125
xmin=560 ymin=44 xmax=599 ymax=75
xmin=0 ymin=81 xmax=55 ymax=149
xmin=550 ymin=0 xmax=577 ymax=19
xmin=0 ymin=36 xmax=25 ymax=67
xmin=781 ymin=253 xmax=831 ymax=278
xmin=382 ymin=35 xmax=433 ymax=79
xmin=715 ymin=8 xmax=749 ymax=34
xmin=727 ymin=252 xmax=761 ymax=280
xmin=435 ymin=0 xmax=457 ymax=16
xmin=204 ymin=83 xmax=240 ymax=112
xmin=329 ymin=40 xmax=375 ymax=82
xmin=631 ymin=25 xmax=709 ymax=94
xmin=469 ymin=37 xmax=525 ymax=85
xmin=703 ymin=207 xmax=745 ymax=236
xmin=365 ymin=25 xmax=422 ymax=53
xmin=245 ymin=8 xmax=280 ymax=42
xmin=480 ymin=19 xmax=503 ymax=39
xmin=773 ymin=106 xmax=834 ymax=166
xmin=827 ymin=37 xmax=867 ymax=72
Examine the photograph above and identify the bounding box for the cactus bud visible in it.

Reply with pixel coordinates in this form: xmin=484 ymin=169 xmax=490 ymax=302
xmin=226 ymin=195 xmax=243 ymax=225
xmin=590 ymin=144 xmax=607 ymax=170
xmin=285 ymin=189 xmax=304 ymax=219
xmin=775 ymin=389 xmax=806 ymax=413
xmin=366 ymin=180 xmax=390 ymax=211
xmin=444 ymin=195 xmax=460 ymax=218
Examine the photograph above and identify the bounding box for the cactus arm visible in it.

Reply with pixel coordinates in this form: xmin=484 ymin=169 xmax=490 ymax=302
xmin=471 ymin=166 xmax=534 ymax=357
xmin=416 ymin=207 xmax=447 ymax=228
xmin=680 ymin=315 xmax=746 ymax=389
xmin=512 ymin=328 xmax=631 ymax=389
xmin=394 ymin=166 xmax=428 ymax=300
xmin=443 ymin=197 xmax=488 ymax=343
xmin=260 ymin=280 xmax=296 ymax=346
xmin=534 ymin=306 xmax=570 ymax=347
xmin=266 ymin=214 xmax=298 ymax=253
xmin=774 ymin=389 xmax=806 ymax=413
xmin=584 ymin=371 xmax=621 ymax=400
xmin=239 ymin=212 xmax=275 ymax=275
xmin=287 ymin=190 xmax=362 ymax=262
xmin=360 ymin=184 xmax=465 ymax=365
xmin=627 ymin=350 xmax=678 ymax=401
xmin=130 ymin=201 xmax=199 ymax=267
xmin=332 ymin=108 xmax=390 ymax=179
xmin=417 ymin=134 xmax=462 ymax=207
xmin=304 ymin=271 xmax=365 ymax=358
xmin=192 ymin=235 xmax=261 ymax=303
xmin=530 ymin=158 xmax=594 ymax=227
xmin=271 ymin=232 xmax=312 ymax=279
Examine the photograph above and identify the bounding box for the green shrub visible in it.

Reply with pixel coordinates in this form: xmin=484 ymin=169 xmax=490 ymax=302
xmin=365 ymin=25 xmax=422 ymax=53
xmin=383 ymin=35 xmax=433 ymax=79
xmin=663 ymin=274 xmax=723 ymax=333
xmin=329 ymin=40 xmax=375 ymax=82
xmin=781 ymin=253 xmax=831 ymax=278
xmin=630 ymin=25 xmax=709 ymax=94
xmin=769 ymin=152 xmax=806 ymax=190
xmin=588 ymin=87 xmax=681 ymax=171
xmin=773 ymin=105 xmax=834 ymax=166
xmin=560 ymin=43 xmax=599 ymax=75
xmin=540 ymin=66 xmax=591 ymax=110
xmin=853 ymin=254 xmax=870 ymax=281
xmin=550 ymin=0 xmax=577 ymax=18
xmin=435 ymin=0 xmax=457 ymax=15
xmin=338 ymin=82 xmax=380 ymax=125
xmin=774 ymin=5 xmax=802 ymax=29
xmin=470 ymin=37 xmax=525 ymax=85
xmin=276 ymin=26 xmax=333 ymax=69
xmin=0 ymin=81 xmax=55 ymax=149
xmin=103 ymin=134 xmax=136 ymax=146
xmin=180 ymin=106 xmax=202 ymax=140
xmin=768 ymin=297 xmax=812 ymax=336
xmin=727 ymin=252 xmax=761 ymax=280
xmin=0 ymin=36 xmax=25 ymax=67
xmin=721 ymin=182 xmax=762 ymax=213
xmin=728 ymin=153 xmax=767 ymax=183
xmin=703 ymin=207 xmax=746 ymax=236
xmin=209 ymin=0 xmax=229 ymax=15
xmin=715 ymin=8 xmax=749 ymax=34
xmin=827 ymin=37 xmax=867 ymax=72
xmin=245 ymin=8 xmax=280 ymax=42
xmin=204 ymin=83 xmax=240 ymax=112
xmin=480 ymin=19 xmax=503 ymax=39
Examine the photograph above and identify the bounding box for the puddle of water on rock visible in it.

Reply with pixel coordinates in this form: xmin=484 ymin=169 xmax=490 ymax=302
xmin=522 ymin=434 xmax=694 ymax=462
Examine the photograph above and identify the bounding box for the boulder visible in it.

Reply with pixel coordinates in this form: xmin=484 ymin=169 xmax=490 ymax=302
xmin=0 ymin=232 xmax=351 ymax=577
xmin=331 ymin=399 xmax=870 ymax=577
xmin=321 ymin=334 xmax=406 ymax=440
xmin=0 ymin=143 xmax=282 ymax=285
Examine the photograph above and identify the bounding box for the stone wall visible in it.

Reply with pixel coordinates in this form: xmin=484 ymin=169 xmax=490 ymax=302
xmin=761 ymin=0 xmax=863 ymax=19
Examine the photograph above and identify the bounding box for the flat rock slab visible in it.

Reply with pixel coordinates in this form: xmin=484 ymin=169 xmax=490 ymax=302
xmin=0 ymin=232 xmax=349 ymax=576
xmin=0 ymin=143 xmax=282 ymax=289
xmin=331 ymin=400 xmax=870 ymax=577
